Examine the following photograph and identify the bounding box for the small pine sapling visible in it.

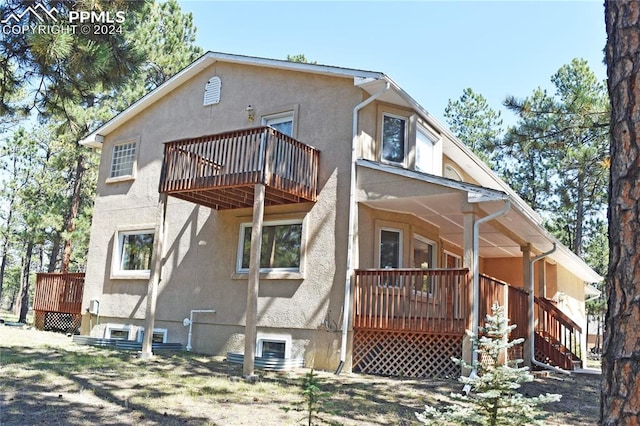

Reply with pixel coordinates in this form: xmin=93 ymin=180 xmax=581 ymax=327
xmin=416 ymin=304 xmax=561 ymax=426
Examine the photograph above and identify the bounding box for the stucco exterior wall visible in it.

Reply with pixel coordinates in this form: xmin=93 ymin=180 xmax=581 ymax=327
xmin=82 ymin=61 xmax=365 ymax=370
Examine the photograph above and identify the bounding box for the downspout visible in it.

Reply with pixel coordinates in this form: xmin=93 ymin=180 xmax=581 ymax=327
xmin=463 ymin=198 xmax=511 ymax=394
xmin=529 ymin=244 xmax=570 ymax=374
xmin=336 ymin=81 xmax=390 ymax=375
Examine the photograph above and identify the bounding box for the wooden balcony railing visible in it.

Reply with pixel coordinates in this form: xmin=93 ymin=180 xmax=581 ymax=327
xmin=353 ymin=268 xmax=470 ymax=334
xmin=479 ymin=274 xmax=529 ymax=341
xmin=33 ymin=273 xmax=85 ymax=315
xmin=159 ymin=126 xmax=320 ymax=209
xmin=535 ymin=296 xmax=583 ymax=368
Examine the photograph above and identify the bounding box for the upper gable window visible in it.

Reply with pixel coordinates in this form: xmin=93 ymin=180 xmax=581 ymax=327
xmin=382 ymin=113 xmax=407 ymax=165
xmin=109 ymin=141 xmax=136 ymax=180
xmin=203 ymin=76 xmax=221 ymax=106
xmin=444 ymin=164 xmax=463 ymax=182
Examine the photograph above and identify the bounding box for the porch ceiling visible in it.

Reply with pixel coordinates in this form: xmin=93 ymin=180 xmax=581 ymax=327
xmin=361 ymin=193 xmax=553 ymax=258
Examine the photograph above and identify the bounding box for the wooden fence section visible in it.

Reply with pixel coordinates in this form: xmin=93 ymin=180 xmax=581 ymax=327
xmin=33 ymin=273 xmax=85 ymax=314
xmin=159 ymin=127 xmax=320 ymax=209
xmin=534 ymin=296 xmax=583 ymax=369
xmin=353 ymin=268 xmax=470 ymax=334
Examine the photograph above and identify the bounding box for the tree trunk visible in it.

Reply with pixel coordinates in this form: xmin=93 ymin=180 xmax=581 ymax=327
xmin=602 ymin=1 xmax=640 ymax=424
xmin=61 ymin=153 xmax=85 ymax=273
xmin=48 ymin=233 xmax=61 ymax=272
xmin=15 ymin=240 xmax=34 ymax=323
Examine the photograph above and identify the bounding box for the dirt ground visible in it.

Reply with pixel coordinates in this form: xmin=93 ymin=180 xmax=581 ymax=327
xmin=0 ymin=325 xmax=601 ymax=425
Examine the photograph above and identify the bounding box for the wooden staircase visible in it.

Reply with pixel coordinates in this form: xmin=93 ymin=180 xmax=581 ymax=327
xmin=534 ymin=297 xmax=583 ymax=370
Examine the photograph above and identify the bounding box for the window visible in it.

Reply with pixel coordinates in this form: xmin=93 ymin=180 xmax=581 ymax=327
xmin=264 ymin=112 xmax=294 ymax=137
xmin=379 ymin=228 xmax=402 ymax=268
xmin=382 ymin=114 xmax=407 ymax=164
xmin=444 ymin=164 xmax=463 ymax=181
xmin=109 ymin=142 xmax=136 ymax=179
xmin=414 ymin=235 xmax=437 ymax=295
xmin=238 ymin=220 xmax=302 ymax=272
xmin=137 ymin=328 xmax=168 ymax=344
xmin=112 ymin=229 xmax=154 ymax=278
xmin=105 ymin=324 xmax=133 ymax=340
xmin=257 ymin=333 xmax=291 ymax=358
xmin=416 ymin=125 xmax=437 ymax=174
xmin=413 ymin=235 xmax=436 ymax=269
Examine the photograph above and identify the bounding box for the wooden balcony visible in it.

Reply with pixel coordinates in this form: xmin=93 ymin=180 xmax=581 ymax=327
xmin=353 ymin=268 xmax=470 ymax=334
xmin=159 ymin=126 xmax=320 ymax=210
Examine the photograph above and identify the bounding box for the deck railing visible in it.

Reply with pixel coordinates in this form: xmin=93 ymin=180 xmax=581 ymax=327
xmin=353 ymin=268 xmax=470 ymax=334
xmin=33 ymin=273 xmax=85 ymax=314
xmin=478 ymin=274 xmax=529 ymax=340
xmin=160 ymin=126 xmax=320 ymax=204
xmin=535 ymin=296 xmax=583 ymax=368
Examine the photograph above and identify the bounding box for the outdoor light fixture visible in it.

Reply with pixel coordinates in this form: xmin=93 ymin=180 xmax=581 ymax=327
xmin=246 ymin=105 xmax=255 ymax=122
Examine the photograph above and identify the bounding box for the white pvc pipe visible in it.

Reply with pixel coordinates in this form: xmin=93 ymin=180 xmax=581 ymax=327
xmin=463 ymin=199 xmax=511 ymax=395
xmin=185 ymin=309 xmax=215 ymax=352
xmin=337 ymin=81 xmax=390 ymax=375
xmin=471 ymin=200 xmax=511 ymax=367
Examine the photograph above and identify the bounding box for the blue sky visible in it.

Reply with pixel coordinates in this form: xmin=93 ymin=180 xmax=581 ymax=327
xmin=178 ymin=1 xmax=606 ymax=125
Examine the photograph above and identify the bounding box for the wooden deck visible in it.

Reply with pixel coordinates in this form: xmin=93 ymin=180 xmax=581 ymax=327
xmin=159 ymin=126 xmax=320 ymax=209
xmin=33 ymin=273 xmax=85 ymax=333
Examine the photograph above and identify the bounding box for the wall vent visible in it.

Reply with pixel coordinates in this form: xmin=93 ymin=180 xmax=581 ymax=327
xmin=203 ymin=76 xmax=221 ymax=106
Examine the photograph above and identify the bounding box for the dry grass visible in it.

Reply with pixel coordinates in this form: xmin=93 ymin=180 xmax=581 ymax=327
xmin=0 ymin=324 xmax=600 ymax=425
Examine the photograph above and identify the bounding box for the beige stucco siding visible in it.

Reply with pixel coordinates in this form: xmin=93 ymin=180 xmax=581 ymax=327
xmin=82 ymin=61 xmax=364 ymax=369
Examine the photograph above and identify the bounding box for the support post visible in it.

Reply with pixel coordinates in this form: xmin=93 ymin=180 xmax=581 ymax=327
xmin=244 ymin=183 xmax=265 ymax=378
xmin=140 ymin=193 xmax=167 ymax=359
xmin=461 ymin=198 xmax=475 ymax=374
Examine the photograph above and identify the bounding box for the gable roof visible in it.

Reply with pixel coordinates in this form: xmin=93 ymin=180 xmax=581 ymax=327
xmin=79 ymin=51 xmax=385 ymax=148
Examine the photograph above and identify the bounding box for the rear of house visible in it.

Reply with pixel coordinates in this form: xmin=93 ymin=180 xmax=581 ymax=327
xmin=79 ymin=52 xmax=601 ymax=377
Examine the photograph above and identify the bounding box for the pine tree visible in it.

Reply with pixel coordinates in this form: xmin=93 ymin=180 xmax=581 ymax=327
xmin=416 ymin=304 xmax=560 ymax=426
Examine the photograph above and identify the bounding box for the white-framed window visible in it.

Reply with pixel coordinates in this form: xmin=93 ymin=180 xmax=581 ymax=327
xmin=381 ymin=113 xmax=408 ymax=165
xmin=379 ymin=228 xmax=403 ymax=269
xmin=109 ymin=141 xmax=137 ymax=180
xmin=105 ymin=324 xmax=134 ymax=340
xmin=263 ymin=112 xmax=294 ymax=137
xmin=137 ymin=328 xmax=168 ymax=344
xmin=414 ymin=235 xmax=437 ymax=295
xmin=111 ymin=228 xmax=155 ymax=279
xmin=416 ymin=125 xmax=438 ymax=174
xmin=256 ymin=333 xmax=291 ymax=359
xmin=413 ymin=234 xmax=437 ymax=269
xmin=237 ymin=219 xmax=303 ymax=273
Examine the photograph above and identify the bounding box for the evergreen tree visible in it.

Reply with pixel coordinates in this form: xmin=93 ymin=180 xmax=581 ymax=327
xmin=444 ymin=88 xmax=504 ymax=169
xmin=416 ymin=305 xmax=560 ymax=426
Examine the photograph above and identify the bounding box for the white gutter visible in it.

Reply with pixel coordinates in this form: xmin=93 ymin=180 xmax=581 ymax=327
xmin=528 ymin=244 xmax=571 ymax=375
xmin=336 ymin=81 xmax=390 ymax=375
xmin=461 ymin=198 xmax=511 ymax=395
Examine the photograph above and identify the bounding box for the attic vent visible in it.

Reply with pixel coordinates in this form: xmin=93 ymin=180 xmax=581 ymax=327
xmin=203 ymin=76 xmax=221 ymax=106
